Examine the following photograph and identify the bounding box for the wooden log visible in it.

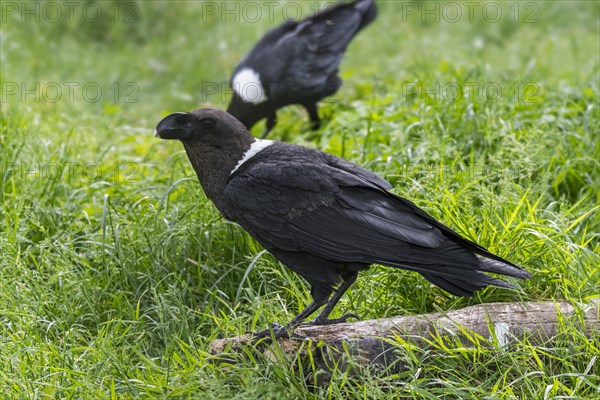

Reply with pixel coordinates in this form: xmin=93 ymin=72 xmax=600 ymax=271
xmin=209 ymin=300 xmax=599 ymax=383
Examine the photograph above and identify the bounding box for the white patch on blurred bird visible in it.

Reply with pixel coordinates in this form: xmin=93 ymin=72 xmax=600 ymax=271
xmin=232 ymin=68 xmax=267 ymax=104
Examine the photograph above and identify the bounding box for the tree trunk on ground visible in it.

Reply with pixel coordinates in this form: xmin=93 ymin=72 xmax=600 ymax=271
xmin=209 ymin=300 xmax=600 ymax=384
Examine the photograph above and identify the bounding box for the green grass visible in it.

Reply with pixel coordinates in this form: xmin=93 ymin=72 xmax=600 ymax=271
xmin=1 ymin=0 xmax=599 ymax=398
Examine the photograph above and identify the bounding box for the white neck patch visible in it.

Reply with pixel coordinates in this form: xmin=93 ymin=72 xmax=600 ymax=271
xmin=232 ymin=68 xmax=268 ymax=105
xmin=231 ymin=139 xmax=274 ymax=175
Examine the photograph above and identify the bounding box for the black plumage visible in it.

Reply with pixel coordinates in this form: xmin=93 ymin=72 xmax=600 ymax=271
xmin=155 ymin=109 xmax=531 ymax=338
xmin=227 ymin=0 xmax=378 ymax=137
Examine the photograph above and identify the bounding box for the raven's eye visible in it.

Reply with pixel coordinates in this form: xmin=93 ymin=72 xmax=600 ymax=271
xmin=200 ymin=117 xmax=216 ymax=128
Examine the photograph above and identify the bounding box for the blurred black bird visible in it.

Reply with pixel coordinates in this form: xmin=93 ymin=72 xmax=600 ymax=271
xmin=227 ymin=0 xmax=378 ymax=137
xmin=155 ymin=109 xmax=531 ymax=338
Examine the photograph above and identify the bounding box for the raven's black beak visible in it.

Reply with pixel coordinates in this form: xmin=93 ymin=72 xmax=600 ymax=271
xmin=155 ymin=112 xmax=190 ymax=139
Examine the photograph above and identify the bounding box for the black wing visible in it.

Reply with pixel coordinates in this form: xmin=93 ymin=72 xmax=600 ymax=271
xmin=232 ymin=19 xmax=299 ymax=79
xmin=286 ymin=0 xmax=377 ymax=84
xmin=224 ymin=145 xmax=469 ymax=263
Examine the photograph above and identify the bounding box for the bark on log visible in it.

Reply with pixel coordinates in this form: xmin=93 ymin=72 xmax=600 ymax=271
xmin=209 ymin=300 xmax=599 ymax=383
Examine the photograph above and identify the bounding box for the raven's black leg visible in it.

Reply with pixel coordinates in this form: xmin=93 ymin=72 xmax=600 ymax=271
xmin=252 ymin=272 xmax=358 ymax=339
xmin=253 ymin=297 xmax=327 ymax=339
xmin=304 ymin=273 xmax=359 ymax=326
xmin=261 ymin=113 xmax=277 ymax=138
xmin=304 ymin=103 xmax=321 ymax=130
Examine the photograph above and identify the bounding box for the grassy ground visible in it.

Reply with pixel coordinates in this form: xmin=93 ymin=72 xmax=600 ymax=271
xmin=1 ymin=1 xmax=599 ymax=398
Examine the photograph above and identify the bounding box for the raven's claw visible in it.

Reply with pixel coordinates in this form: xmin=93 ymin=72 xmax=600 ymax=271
xmin=303 ymin=312 xmax=360 ymax=326
xmin=252 ymin=323 xmax=290 ymax=340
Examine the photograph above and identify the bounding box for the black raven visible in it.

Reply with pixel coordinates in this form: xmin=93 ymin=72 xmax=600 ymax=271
xmin=227 ymin=0 xmax=378 ymax=138
xmin=155 ymin=109 xmax=531 ymax=338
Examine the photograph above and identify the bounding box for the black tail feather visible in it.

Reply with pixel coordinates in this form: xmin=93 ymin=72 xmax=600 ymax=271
xmin=355 ymin=0 xmax=378 ymax=32
xmin=421 ymin=274 xmax=481 ymax=296
xmin=479 ymin=257 xmax=532 ymax=280
xmin=383 ymin=252 xmax=527 ymax=297
xmin=420 ymin=270 xmax=516 ymax=297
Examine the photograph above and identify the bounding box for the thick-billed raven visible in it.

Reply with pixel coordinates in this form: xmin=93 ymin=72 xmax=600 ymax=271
xmin=155 ymin=109 xmax=531 ymax=338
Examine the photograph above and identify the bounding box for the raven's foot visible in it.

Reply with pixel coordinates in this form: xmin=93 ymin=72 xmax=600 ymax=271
xmin=252 ymin=323 xmax=296 ymax=340
xmin=303 ymin=312 xmax=360 ymax=326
